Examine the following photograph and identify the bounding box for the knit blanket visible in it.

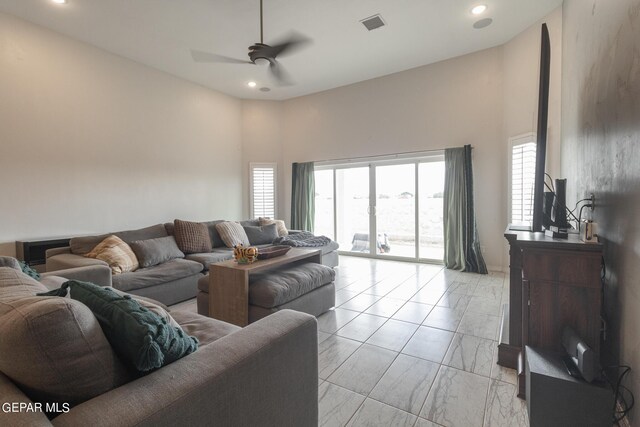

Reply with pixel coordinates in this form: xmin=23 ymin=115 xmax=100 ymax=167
xmin=273 ymin=232 xmax=332 ymax=247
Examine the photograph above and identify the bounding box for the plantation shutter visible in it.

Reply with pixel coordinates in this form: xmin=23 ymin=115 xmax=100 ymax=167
xmin=511 ymin=141 xmax=536 ymax=226
xmin=250 ymin=163 xmax=277 ymax=219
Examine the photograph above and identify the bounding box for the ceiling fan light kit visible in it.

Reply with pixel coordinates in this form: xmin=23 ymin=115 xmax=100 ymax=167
xmin=190 ymin=0 xmax=311 ymax=87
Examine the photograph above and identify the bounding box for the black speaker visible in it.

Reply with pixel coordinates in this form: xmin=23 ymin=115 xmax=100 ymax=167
xmin=526 ymin=346 xmax=613 ymax=427
xmin=552 ymin=179 xmax=570 ymax=229
xmin=543 ymin=192 xmax=555 ymax=228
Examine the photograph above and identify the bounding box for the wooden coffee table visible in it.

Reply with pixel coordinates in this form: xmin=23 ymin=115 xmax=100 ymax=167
xmin=209 ymin=248 xmax=322 ymax=326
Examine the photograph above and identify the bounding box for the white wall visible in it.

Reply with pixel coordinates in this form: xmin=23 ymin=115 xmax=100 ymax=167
xmin=280 ymin=47 xmax=505 ymax=270
xmin=241 ymin=101 xmax=284 ymax=218
xmin=0 ymin=12 xmax=243 ymax=256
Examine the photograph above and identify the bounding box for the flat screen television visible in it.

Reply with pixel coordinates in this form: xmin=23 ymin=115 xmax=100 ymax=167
xmin=531 ymin=23 xmax=551 ymax=232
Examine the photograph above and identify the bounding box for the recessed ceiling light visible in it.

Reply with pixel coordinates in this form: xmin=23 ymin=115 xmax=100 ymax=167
xmin=51 ymin=0 xmax=67 ymax=4
xmin=471 ymin=5 xmax=487 ymax=15
xmin=259 ymin=87 xmax=271 ymax=92
xmin=247 ymin=81 xmax=257 ymax=88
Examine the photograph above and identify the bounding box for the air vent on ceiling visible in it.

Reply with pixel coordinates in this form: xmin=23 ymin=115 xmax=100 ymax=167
xmin=360 ymin=14 xmax=385 ymax=31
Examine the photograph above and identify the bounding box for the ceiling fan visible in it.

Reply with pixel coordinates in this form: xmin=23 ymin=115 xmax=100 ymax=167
xmin=191 ymin=0 xmax=311 ymax=86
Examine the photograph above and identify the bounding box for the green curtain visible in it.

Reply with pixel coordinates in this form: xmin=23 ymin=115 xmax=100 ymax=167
xmin=443 ymin=145 xmax=488 ymax=274
xmin=291 ymin=162 xmax=315 ymax=232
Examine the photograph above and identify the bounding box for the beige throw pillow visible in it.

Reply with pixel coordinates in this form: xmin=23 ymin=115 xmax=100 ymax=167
xmin=259 ymin=217 xmax=289 ymax=237
xmin=215 ymin=221 xmax=250 ymax=248
xmin=86 ymin=235 xmax=139 ymax=274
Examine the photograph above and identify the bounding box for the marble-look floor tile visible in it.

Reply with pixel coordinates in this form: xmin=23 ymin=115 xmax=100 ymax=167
xmin=402 ymin=326 xmax=454 ymax=363
xmin=336 ymin=313 xmax=388 ymax=342
xmin=490 ymin=347 xmax=517 ymax=385
xmin=466 ymin=296 xmax=501 ymax=315
xmin=386 ymin=284 xmax=422 ymax=300
xmin=422 ymin=306 xmax=464 ymax=331
xmin=340 ymin=293 xmax=383 ymax=312
xmin=318 ymin=335 xmax=361 ymax=379
xmin=414 ymin=418 xmax=443 ymax=427
xmin=456 ymin=272 xmax=482 ymax=284
xmin=346 ymin=398 xmax=417 ymax=427
xmin=318 ymin=308 xmax=360 ymax=333
xmin=327 ymin=344 xmax=398 ymax=394
xmin=392 ymin=302 xmax=434 ymax=324
xmin=472 ymin=284 xmax=503 ymax=301
xmin=318 ymin=331 xmax=332 ymax=344
xmin=366 ymin=319 xmax=419 ymax=352
xmin=344 ymin=279 xmax=377 ymax=293
xmin=483 ymin=379 xmax=528 ymax=427
xmin=365 ymin=297 xmax=406 ymax=317
xmin=446 ymin=281 xmax=478 ymax=295
xmin=335 ymin=289 xmax=360 ymax=306
xmin=442 ymin=333 xmax=494 ymax=377
xmin=370 ymin=354 xmax=439 ymax=415
xmin=436 ymin=292 xmax=472 ymax=312
xmin=411 ymin=288 xmax=446 ymax=305
xmin=421 ymin=366 xmax=489 ymax=427
xmin=457 ymin=312 xmax=500 ymax=340
xmin=318 ymin=382 xmax=366 ymax=427
xmin=364 ymin=278 xmax=403 ymax=296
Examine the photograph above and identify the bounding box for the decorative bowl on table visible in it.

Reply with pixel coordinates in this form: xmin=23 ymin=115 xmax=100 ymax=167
xmin=257 ymin=245 xmax=291 ymax=260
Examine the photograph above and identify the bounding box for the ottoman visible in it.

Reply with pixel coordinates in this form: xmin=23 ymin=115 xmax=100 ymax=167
xmin=198 ymin=263 xmax=335 ymax=323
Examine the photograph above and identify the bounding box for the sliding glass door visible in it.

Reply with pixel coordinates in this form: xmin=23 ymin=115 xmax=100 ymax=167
xmin=375 ymin=164 xmax=415 ymax=257
xmin=335 ymin=167 xmax=370 ymax=254
xmin=314 ymin=154 xmax=444 ymax=262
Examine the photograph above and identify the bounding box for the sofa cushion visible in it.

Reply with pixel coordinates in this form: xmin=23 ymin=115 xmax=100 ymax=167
xmin=216 ymin=221 xmax=250 ymax=247
xmin=116 ymin=223 xmax=169 ymax=244
xmin=112 ymin=258 xmax=203 ymax=292
xmin=174 ymin=219 xmax=212 ymax=254
xmin=259 ymin=217 xmax=289 ymax=237
xmin=243 ymin=223 xmax=279 ymax=245
xmin=0 ymin=256 xmax=21 ymax=270
xmin=130 ymin=236 xmax=185 ymax=268
xmin=249 ymin=263 xmax=336 ymax=308
xmin=0 ymin=268 xmax=131 ymax=408
xmin=86 ymin=235 xmax=139 ymax=274
xmin=70 ymin=233 xmax=109 ymax=256
xmin=240 ymin=219 xmax=260 ymax=227
xmin=42 ymin=280 xmax=199 ymax=372
xmin=186 ymin=252 xmax=234 ymax=271
xmin=170 ymin=310 xmax=241 ymax=346
xmin=69 ymin=224 xmax=169 ymax=256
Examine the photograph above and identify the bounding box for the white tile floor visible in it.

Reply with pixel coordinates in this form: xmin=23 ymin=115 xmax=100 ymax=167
xmin=170 ymin=255 xmax=527 ymax=427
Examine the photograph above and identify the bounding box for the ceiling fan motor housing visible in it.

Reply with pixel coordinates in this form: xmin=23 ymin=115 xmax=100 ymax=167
xmin=248 ymin=43 xmax=273 ymax=64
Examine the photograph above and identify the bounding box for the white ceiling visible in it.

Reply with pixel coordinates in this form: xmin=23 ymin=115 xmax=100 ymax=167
xmin=0 ymin=0 xmax=563 ymax=100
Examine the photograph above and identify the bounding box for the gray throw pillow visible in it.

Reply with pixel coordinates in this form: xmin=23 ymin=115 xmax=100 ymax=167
xmin=130 ymin=236 xmax=185 ymax=268
xmin=243 ymin=223 xmax=279 ymax=245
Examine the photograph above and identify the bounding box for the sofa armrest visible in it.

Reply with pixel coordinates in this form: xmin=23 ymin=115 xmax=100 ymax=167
xmin=52 ymin=310 xmax=318 ymax=427
xmin=46 ymin=246 xmax=71 ymax=258
xmin=40 ymin=265 xmax=112 ymax=288
xmin=0 ymin=372 xmax=52 ymax=426
xmin=46 ymin=253 xmax=108 ymax=273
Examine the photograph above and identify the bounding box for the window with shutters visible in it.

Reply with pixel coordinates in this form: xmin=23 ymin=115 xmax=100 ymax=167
xmin=250 ymin=163 xmax=277 ymax=219
xmin=509 ymin=134 xmax=537 ymax=227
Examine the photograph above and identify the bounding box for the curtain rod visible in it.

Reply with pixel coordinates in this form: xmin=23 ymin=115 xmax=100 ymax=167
xmin=311 ymin=146 xmax=472 ymax=165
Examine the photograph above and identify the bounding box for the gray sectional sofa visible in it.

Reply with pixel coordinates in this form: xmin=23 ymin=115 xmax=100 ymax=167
xmin=46 ymin=220 xmax=339 ymax=306
xmin=0 ymin=260 xmax=319 ymax=426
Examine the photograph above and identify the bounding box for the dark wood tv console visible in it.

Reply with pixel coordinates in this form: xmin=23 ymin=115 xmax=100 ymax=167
xmin=498 ymin=227 xmax=603 ymax=398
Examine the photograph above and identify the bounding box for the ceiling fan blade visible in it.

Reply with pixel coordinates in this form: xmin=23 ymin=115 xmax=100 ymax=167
xmin=268 ymin=32 xmax=312 ymax=58
xmin=190 ymin=49 xmax=252 ymax=64
xmin=269 ymin=60 xmax=294 ymax=86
